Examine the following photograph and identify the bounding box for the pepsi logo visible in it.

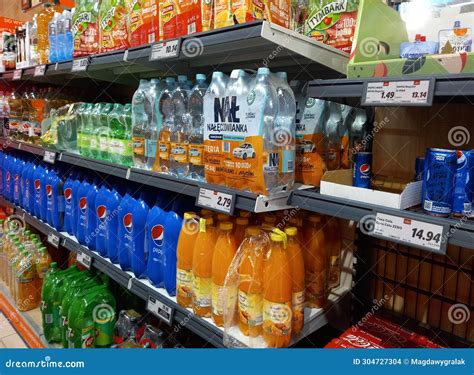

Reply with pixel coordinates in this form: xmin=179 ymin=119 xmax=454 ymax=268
xmin=97 ymin=205 xmax=107 ymax=221
xmin=79 ymin=197 xmax=87 ymax=213
xmin=34 ymin=179 xmax=40 ymax=192
xmin=456 ymin=150 xmax=466 ymax=168
xmin=5 ymin=172 xmax=10 ymax=182
xmin=123 ymin=213 xmax=133 ymax=233
xmin=46 ymin=185 xmax=52 ymax=199
xmin=64 ymin=188 xmax=72 ymax=202
xmin=14 ymin=174 xmax=18 ymax=182
xmin=151 ymin=224 xmax=164 ymax=246
xmin=360 ymin=164 xmax=371 ymax=175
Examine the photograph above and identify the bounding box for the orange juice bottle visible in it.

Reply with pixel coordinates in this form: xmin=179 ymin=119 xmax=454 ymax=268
xmin=234 ymin=217 xmax=249 ymax=247
xmin=239 ymin=210 xmax=252 ymax=219
xmin=200 ymin=209 xmax=214 ymax=218
xmin=262 ymin=230 xmax=292 ymax=348
xmin=211 ymin=221 xmax=237 ymax=326
xmin=261 ymin=214 xmax=277 ymax=231
xmin=216 ymin=213 xmax=231 ymax=223
xmin=176 ymin=212 xmax=199 ymax=308
xmin=289 ymin=216 xmax=305 ymax=247
xmin=37 ymin=1 xmax=62 ymax=64
xmin=35 ymin=247 xmax=52 ymax=292
xmin=16 ymin=250 xmax=39 ymax=311
xmin=238 ymin=226 xmax=265 ymax=337
xmin=192 ymin=217 xmax=218 ymax=317
xmin=303 ymin=215 xmax=327 ymax=308
xmin=285 ymin=227 xmax=305 ymax=335
xmin=326 ymin=217 xmax=342 ymax=289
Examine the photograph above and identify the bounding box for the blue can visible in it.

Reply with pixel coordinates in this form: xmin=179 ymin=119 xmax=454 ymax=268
xmin=415 ymin=156 xmax=425 ymax=181
xmin=353 ymin=152 xmax=372 ymax=189
xmin=452 ymin=150 xmax=474 ymax=217
xmin=422 ymin=148 xmax=457 ymax=217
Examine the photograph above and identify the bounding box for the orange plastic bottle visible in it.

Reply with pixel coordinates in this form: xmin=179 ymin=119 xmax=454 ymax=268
xmin=35 ymin=247 xmax=52 ymax=292
xmin=238 ymin=226 xmax=265 ymax=337
xmin=262 ymin=231 xmax=292 ymax=348
xmin=326 ymin=217 xmax=342 ymax=289
xmin=16 ymin=250 xmax=39 ymax=311
xmin=177 ymin=212 xmax=200 ymax=308
xmin=285 ymin=227 xmax=305 ymax=335
xmin=261 ymin=214 xmax=277 ymax=232
xmin=303 ymin=215 xmax=327 ymax=308
xmin=192 ymin=217 xmax=218 ymax=317
xmin=216 ymin=213 xmax=231 ymax=223
xmin=37 ymin=1 xmax=62 ymax=64
xmin=211 ymin=221 xmax=237 ymax=326
xmin=234 ymin=217 xmax=249 ymax=247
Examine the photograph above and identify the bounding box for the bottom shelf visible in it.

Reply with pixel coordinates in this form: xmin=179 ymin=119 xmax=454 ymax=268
xmin=0 ymin=197 xmax=352 ymax=348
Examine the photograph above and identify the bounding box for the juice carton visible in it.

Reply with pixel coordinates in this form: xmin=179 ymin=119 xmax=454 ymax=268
xmin=72 ymin=0 xmax=100 ymax=58
xmin=99 ymin=0 xmax=130 ymax=52
xmin=214 ymin=0 xmax=264 ymax=30
xmin=264 ymin=0 xmax=291 ymax=29
xmin=129 ymin=0 xmax=159 ymax=47
xmin=159 ymin=0 xmax=178 ymax=40
xmin=202 ymin=0 xmax=214 ymax=31
xmin=304 ymin=0 xmax=359 ymax=54
xmin=160 ymin=0 xmax=202 ymax=40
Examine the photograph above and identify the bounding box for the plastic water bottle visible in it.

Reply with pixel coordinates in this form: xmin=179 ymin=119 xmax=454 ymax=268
xmin=48 ymin=12 xmax=61 ymax=63
xmin=145 ymin=79 xmax=161 ymax=170
xmin=187 ymin=74 xmax=208 ymax=181
xmin=156 ymin=77 xmax=176 ymax=173
xmin=274 ymin=71 xmax=296 ymax=191
xmin=132 ymin=80 xmax=150 ymax=169
xmin=63 ymin=10 xmax=73 ymax=60
xmin=170 ymin=75 xmax=190 ymax=178
xmin=56 ymin=12 xmax=65 ymax=61
xmin=255 ymin=67 xmax=279 ymax=195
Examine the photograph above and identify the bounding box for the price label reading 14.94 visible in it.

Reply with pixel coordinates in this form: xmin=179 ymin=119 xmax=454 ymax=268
xmin=363 ymin=79 xmax=433 ymax=106
xmin=372 ymin=213 xmax=446 ymax=253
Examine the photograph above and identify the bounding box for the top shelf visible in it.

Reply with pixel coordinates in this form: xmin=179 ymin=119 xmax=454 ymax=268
xmin=1 ymin=21 xmax=348 ymax=85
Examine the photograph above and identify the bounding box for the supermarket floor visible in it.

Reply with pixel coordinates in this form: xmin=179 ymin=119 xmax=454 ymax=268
xmin=0 ymin=283 xmax=46 ymax=348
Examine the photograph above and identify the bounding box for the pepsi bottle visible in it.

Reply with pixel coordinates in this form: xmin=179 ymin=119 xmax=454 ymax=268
xmin=107 ymin=187 xmax=122 ymax=263
xmin=76 ymin=177 xmax=91 ymax=245
xmin=63 ymin=171 xmax=76 ymax=235
xmin=163 ymin=199 xmax=184 ymax=296
xmin=130 ymin=192 xmax=149 ymax=278
xmin=95 ymin=184 xmax=111 ymax=257
xmin=33 ymin=164 xmax=45 ymax=218
xmin=85 ymin=179 xmax=99 ymax=250
xmin=71 ymin=172 xmax=83 ymax=237
xmin=118 ymin=192 xmax=136 ymax=271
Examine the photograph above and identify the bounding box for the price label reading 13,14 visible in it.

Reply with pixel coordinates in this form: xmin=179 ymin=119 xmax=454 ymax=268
xmin=363 ymin=79 xmax=433 ymax=106
xmin=372 ymin=213 xmax=446 ymax=253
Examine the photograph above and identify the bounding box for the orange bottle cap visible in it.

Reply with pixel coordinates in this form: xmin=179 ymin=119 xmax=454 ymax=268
xmin=245 ymin=226 xmax=261 ymax=237
xmin=219 ymin=221 xmax=233 ymax=231
xmin=285 ymin=227 xmax=298 ymax=236
xmin=236 ymin=217 xmax=249 ymax=225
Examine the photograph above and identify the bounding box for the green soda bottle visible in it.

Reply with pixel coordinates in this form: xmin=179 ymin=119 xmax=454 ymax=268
xmin=88 ymin=103 xmax=105 ymax=159
xmin=88 ymin=287 xmax=116 ymax=348
xmin=77 ymin=103 xmax=93 ymax=157
xmin=97 ymin=103 xmax=114 ymax=160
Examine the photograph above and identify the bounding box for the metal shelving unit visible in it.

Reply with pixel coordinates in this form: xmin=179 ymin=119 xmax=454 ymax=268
xmin=0 ymin=197 xmax=351 ymax=348
xmin=1 ymin=21 xmax=348 ymax=85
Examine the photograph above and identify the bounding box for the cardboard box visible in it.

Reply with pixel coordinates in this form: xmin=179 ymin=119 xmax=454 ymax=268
xmin=319 ymin=169 xmax=422 ymax=209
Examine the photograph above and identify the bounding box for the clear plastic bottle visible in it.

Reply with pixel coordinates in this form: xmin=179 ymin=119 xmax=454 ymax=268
xmin=323 ymin=102 xmax=343 ymax=171
xmin=77 ymin=102 xmax=93 ymax=157
xmin=56 ymin=12 xmax=65 ymax=62
xmin=170 ymin=75 xmax=190 ymax=178
xmin=29 ymin=16 xmax=39 ymax=66
xmin=155 ymin=77 xmax=176 ymax=173
xmin=274 ymin=71 xmax=296 ymax=191
xmin=145 ymin=79 xmax=161 ymax=170
xmin=132 ymin=80 xmax=150 ymax=169
xmin=48 ymin=12 xmax=61 ymax=63
xmin=187 ymin=74 xmax=208 ymax=181
xmin=38 ymin=1 xmax=61 ymax=65
xmin=255 ymin=67 xmax=279 ymax=195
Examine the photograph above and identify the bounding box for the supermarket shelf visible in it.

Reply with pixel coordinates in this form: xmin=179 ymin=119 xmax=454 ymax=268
xmin=1 ymin=21 xmax=347 ymax=85
xmin=0 ymin=138 xmax=293 ymax=213
xmin=291 ymin=188 xmax=474 ymax=252
xmin=306 ymin=73 xmax=474 ymax=105
xmin=0 ymin=197 xmax=351 ymax=348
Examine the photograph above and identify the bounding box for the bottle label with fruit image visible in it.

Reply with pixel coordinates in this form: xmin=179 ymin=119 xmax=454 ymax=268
xmin=262 ymin=299 xmax=292 ymax=337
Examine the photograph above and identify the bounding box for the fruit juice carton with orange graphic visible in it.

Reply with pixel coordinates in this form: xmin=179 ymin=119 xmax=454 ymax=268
xmin=160 ymin=0 xmax=202 ymax=40
xmin=264 ymin=0 xmax=291 ymax=29
xmin=72 ymin=0 xmax=100 ymax=57
xmin=99 ymin=0 xmax=130 ymax=52
xmin=214 ymin=0 xmax=264 ymax=30
xmin=130 ymin=0 xmax=159 ymax=47
xmin=304 ymin=0 xmax=359 ymax=54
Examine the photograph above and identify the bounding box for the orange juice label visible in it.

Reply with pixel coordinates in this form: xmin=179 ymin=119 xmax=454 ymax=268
xmin=214 ymin=0 xmax=232 ymax=29
xmin=233 ymin=0 xmax=264 ymax=24
xmin=132 ymin=137 xmax=145 ymax=156
xmin=264 ymin=0 xmax=290 ymax=28
xmin=295 ymin=97 xmax=326 ymax=186
xmin=262 ymin=299 xmax=292 ymax=336
xmin=212 ymin=282 xmax=225 ymax=316
xmin=159 ymin=0 xmax=177 ymax=39
xmin=99 ymin=0 xmax=130 ymax=52
xmin=292 ymin=290 xmax=305 ymax=322
xmin=158 ymin=141 xmax=170 ymax=160
xmin=170 ymin=142 xmax=188 ymax=162
xmin=238 ymin=290 xmax=263 ymax=327
xmin=204 ymin=88 xmax=269 ymax=194
xmin=129 ymin=0 xmax=144 ymax=34
xmin=202 ymin=0 xmax=214 ymax=31
xmin=189 ymin=144 xmax=204 ymax=166
xmin=193 ymin=276 xmax=212 ymax=307
xmin=130 ymin=0 xmax=159 ymax=46
xmin=177 ymin=0 xmax=202 ymax=37
xmin=177 ymin=268 xmax=193 ymax=299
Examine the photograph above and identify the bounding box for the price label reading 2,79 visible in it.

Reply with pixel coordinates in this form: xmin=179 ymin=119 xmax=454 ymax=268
xmin=196 ymin=188 xmax=235 ymax=215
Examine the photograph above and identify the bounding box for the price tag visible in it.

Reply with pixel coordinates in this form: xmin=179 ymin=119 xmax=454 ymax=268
xmin=34 ymin=65 xmax=46 ymax=77
xmin=371 ymin=213 xmax=446 ymax=253
xmin=71 ymin=57 xmax=90 ymax=72
xmin=149 ymin=39 xmax=180 ymax=61
xmin=43 ymin=150 xmax=56 ymax=164
xmin=197 ymin=187 xmax=235 ymax=215
xmin=47 ymin=232 xmax=60 ymax=248
xmin=13 ymin=70 xmax=22 ymax=80
xmin=146 ymin=296 xmax=174 ymax=325
xmin=77 ymin=251 xmax=92 ymax=269
xmin=362 ymin=79 xmax=434 ymax=106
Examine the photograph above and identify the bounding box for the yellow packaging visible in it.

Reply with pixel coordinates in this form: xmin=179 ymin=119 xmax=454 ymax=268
xmin=264 ymin=0 xmax=291 ymax=28
xmin=214 ymin=0 xmax=264 ymax=30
